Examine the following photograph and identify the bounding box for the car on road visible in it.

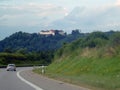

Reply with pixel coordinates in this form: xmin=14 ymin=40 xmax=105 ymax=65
xmin=6 ymin=64 xmax=16 ymax=71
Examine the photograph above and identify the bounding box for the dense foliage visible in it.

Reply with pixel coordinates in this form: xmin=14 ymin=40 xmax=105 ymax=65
xmin=55 ymin=31 xmax=118 ymax=58
xmin=0 ymin=30 xmax=84 ymax=52
xmin=0 ymin=30 xmax=84 ymax=65
xmin=0 ymin=51 xmax=54 ymax=66
xmin=0 ymin=30 xmax=119 ymax=67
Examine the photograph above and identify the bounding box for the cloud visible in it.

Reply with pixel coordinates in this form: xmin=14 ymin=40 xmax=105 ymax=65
xmin=48 ymin=5 xmax=120 ymax=32
xmin=26 ymin=3 xmax=69 ymax=18
xmin=27 ymin=2 xmax=56 ymax=9
xmin=0 ymin=3 xmax=68 ymax=27
xmin=0 ymin=0 xmax=13 ymax=2
xmin=0 ymin=0 xmax=120 ymax=34
xmin=115 ymin=0 xmax=120 ymax=6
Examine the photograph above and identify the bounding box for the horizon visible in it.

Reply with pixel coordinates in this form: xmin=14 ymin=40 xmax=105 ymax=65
xmin=1 ymin=29 xmax=119 ymax=41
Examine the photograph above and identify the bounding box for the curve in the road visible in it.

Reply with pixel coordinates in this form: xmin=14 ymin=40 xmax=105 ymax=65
xmin=17 ymin=70 xmax=44 ymax=90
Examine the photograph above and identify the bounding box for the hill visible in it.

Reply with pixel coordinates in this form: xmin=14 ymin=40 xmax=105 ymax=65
xmin=0 ymin=30 xmax=85 ymax=52
xmin=35 ymin=31 xmax=120 ymax=90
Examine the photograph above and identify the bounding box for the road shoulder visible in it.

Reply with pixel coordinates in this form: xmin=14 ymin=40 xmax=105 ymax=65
xmin=19 ymin=70 xmax=90 ymax=90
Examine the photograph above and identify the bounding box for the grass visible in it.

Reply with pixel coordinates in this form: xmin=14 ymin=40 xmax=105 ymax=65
xmin=33 ymin=43 xmax=120 ymax=90
xmin=33 ymin=55 xmax=120 ymax=90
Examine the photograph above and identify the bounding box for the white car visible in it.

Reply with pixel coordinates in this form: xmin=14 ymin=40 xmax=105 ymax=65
xmin=6 ymin=64 xmax=16 ymax=71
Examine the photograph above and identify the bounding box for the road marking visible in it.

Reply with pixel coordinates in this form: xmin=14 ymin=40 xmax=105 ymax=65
xmin=17 ymin=70 xmax=44 ymax=90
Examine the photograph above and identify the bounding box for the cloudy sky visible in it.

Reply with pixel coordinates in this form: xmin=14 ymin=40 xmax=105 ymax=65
xmin=0 ymin=0 xmax=120 ymax=40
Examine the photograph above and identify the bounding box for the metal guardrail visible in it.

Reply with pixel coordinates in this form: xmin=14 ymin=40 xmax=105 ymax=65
xmin=0 ymin=64 xmax=45 ymax=68
xmin=0 ymin=65 xmax=7 ymax=68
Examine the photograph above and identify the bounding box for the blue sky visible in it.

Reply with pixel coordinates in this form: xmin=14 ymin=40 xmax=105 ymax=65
xmin=0 ymin=0 xmax=120 ymax=40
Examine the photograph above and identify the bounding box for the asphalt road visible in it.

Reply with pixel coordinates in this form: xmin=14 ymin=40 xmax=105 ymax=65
xmin=0 ymin=67 xmax=35 ymax=90
xmin=0 ymin=67 xmax=90 ymax=90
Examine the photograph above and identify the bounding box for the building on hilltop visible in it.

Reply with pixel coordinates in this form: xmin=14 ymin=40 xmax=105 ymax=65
xmin=39 ymin=30 xmax=66 ymax=36
xmin=40 ymin=30 xmax=55 ymax=36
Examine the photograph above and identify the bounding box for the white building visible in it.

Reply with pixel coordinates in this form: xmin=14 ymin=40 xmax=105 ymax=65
xmin=39 ymin=30 xmax=65 ymax=36
xmin=39 ymin=30 xmax=55 ymax=36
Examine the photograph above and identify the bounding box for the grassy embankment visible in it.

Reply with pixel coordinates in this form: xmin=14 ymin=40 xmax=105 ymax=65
xmin=34 ymin=32 xmax=120 ymax=90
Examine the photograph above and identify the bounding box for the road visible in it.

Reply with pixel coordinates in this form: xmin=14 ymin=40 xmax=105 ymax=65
xmin=0 ymin=67 xmax=35 ymax=90
xmin=0 ymin=67 xmax=90 ymax=90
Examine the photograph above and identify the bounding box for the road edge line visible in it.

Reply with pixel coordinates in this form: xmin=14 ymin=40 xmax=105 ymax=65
xmin=17 ymin=70 xmax=44 ymax=90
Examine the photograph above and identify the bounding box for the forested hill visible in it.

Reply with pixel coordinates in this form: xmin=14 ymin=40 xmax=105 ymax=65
xmin=0 ymin=30 xmax=85 ymax=52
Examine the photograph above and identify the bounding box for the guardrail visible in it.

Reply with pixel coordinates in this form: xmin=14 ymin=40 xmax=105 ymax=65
xmin=0 ymin=64 xmax=47 ymax=68
xmin=0 ymin=65 xmax=7 ymax=68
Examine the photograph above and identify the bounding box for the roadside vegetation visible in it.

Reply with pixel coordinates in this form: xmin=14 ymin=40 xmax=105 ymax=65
xmin=0 ymin=50 xmax=54 ymax=66
xmin=34 ymin=31 xmax=120 ymax=90
xmin=0 ymin=30 xmax=84 ymax=66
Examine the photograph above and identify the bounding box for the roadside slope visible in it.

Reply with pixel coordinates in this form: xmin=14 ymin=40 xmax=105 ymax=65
xmin=34 ymin=31 xmax=120 ymax=90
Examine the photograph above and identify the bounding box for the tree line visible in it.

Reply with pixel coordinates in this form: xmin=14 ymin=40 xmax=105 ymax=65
xmin=0 ymin=30 xmax=119 ymax=65
xmin=0 ymin=30 xmax=84 ymax=52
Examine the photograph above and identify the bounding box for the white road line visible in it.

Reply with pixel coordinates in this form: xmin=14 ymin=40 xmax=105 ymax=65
xmin=17 ymin=70 xmax=44 ymax=90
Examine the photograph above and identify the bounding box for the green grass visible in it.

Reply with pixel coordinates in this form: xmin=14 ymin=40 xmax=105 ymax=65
xmin=33 ymin=36 xmax=120 ymax=89
xmin=34 ymin=55 xmax=120 ymax=90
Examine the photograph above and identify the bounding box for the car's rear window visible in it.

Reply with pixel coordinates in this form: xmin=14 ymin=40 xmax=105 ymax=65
xmin=8 ymin=64 xmax=15 ymax=66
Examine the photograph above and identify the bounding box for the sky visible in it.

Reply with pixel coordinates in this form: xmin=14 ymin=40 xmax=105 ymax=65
xmin=0 ymin=0 xmax=120 ymax=40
